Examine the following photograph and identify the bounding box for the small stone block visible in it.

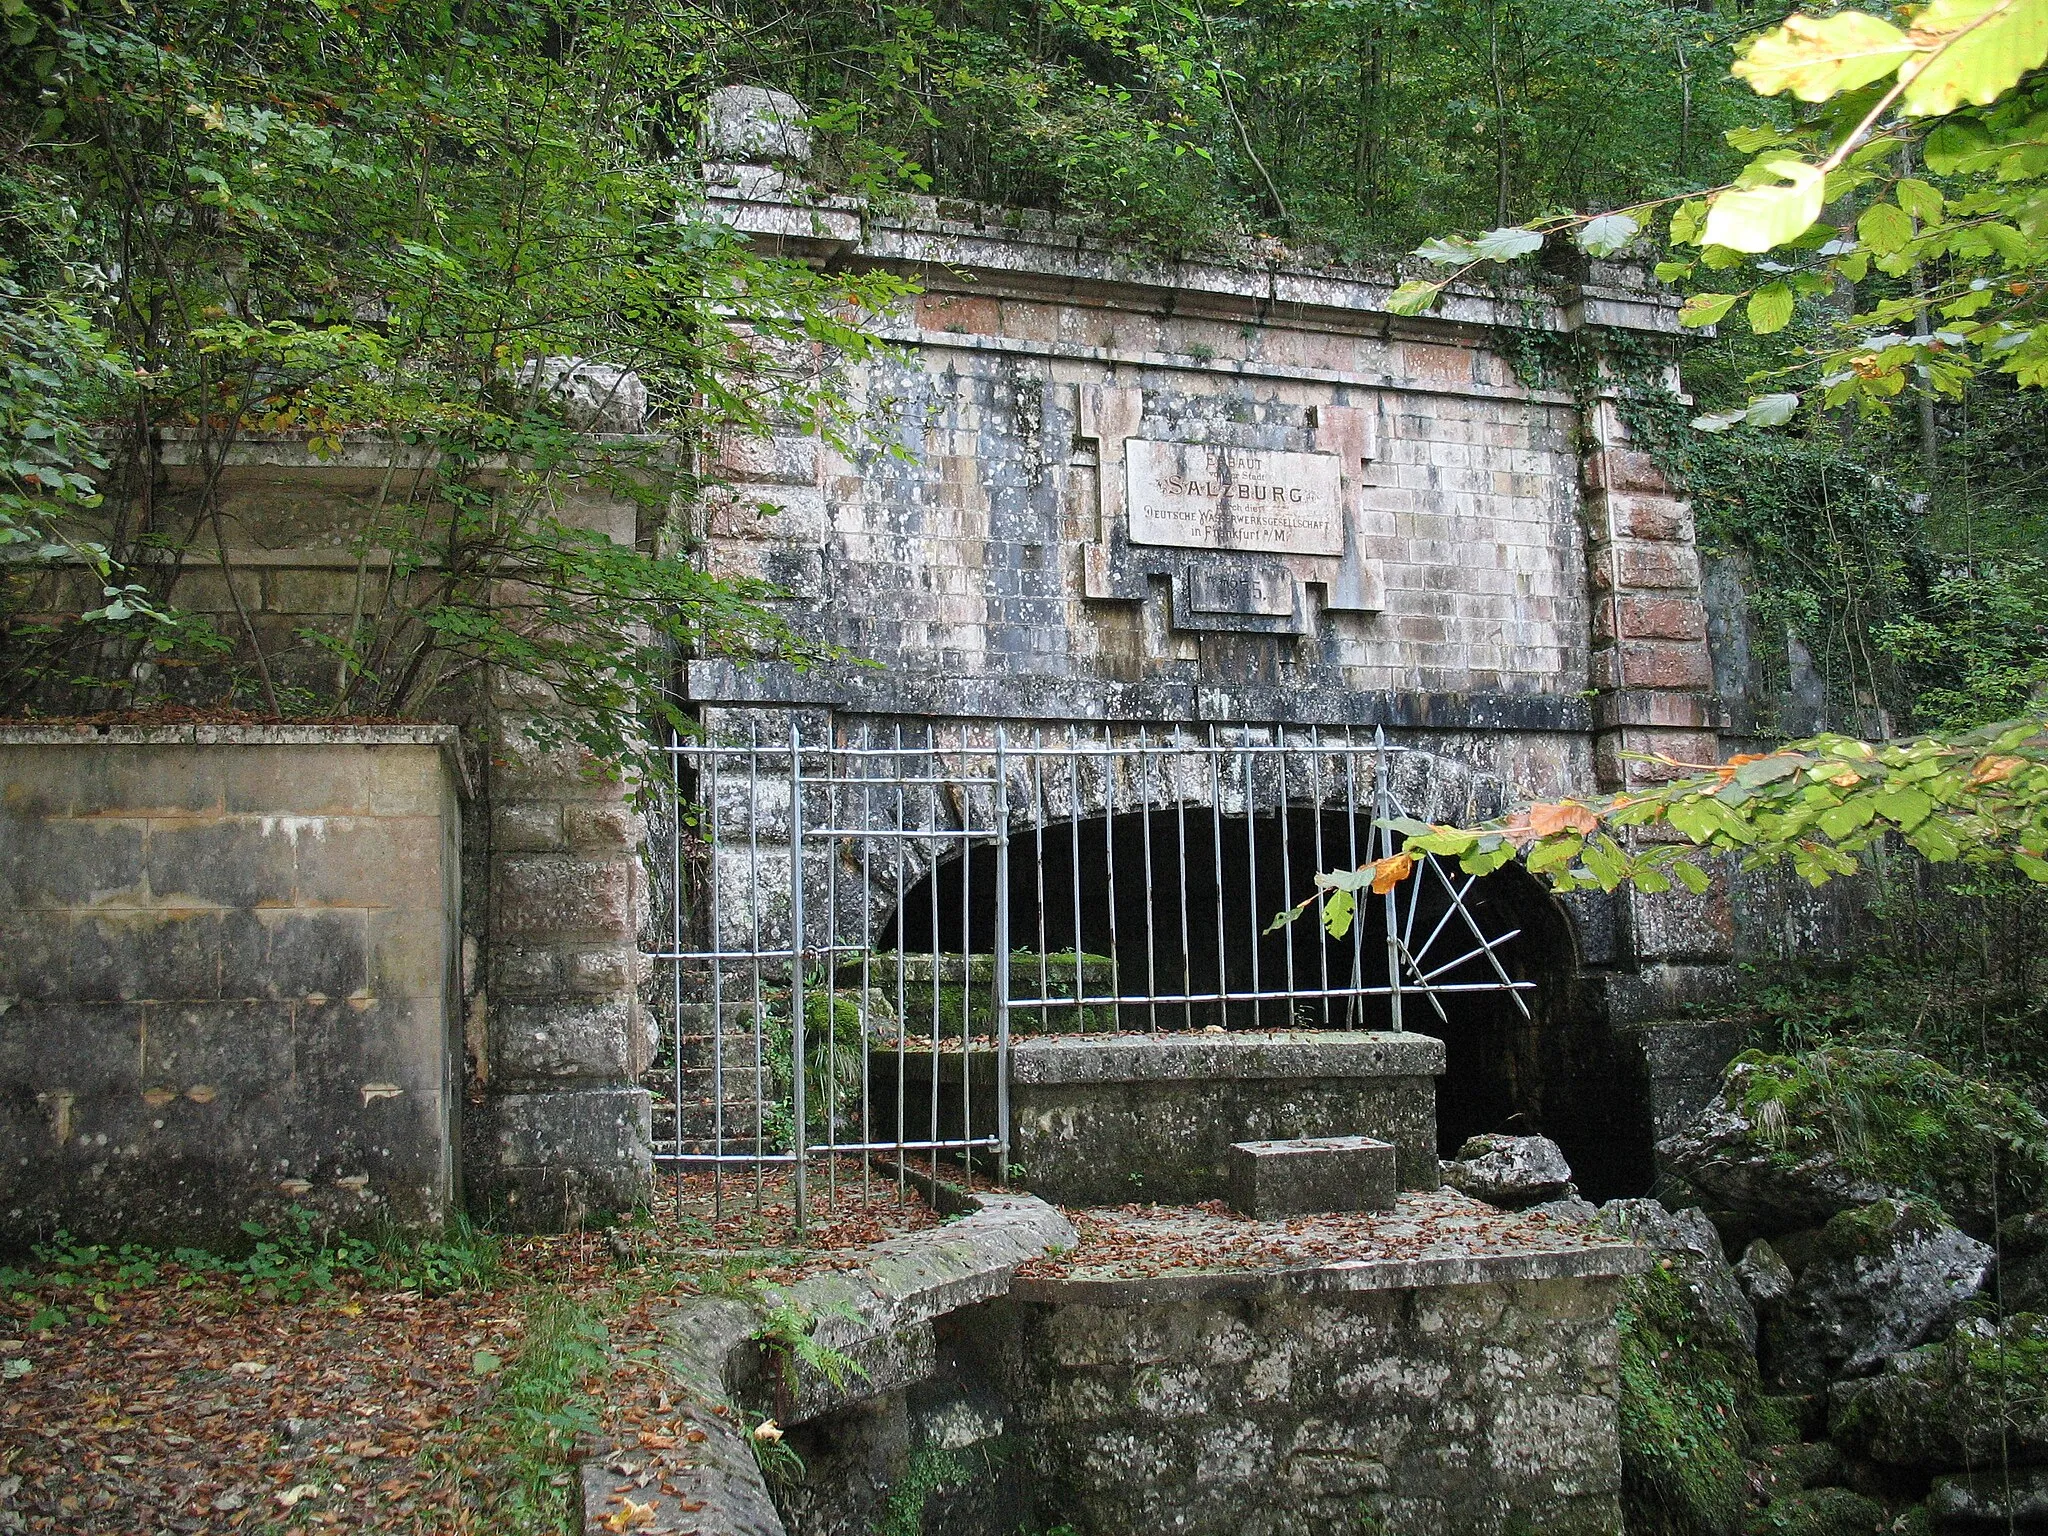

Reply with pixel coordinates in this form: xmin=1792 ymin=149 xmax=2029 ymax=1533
xmin=1226 ymin=1135 xmax=1396 ymax=1219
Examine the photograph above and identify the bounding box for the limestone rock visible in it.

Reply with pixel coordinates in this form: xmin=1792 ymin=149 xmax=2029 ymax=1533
xmin=1744 ymin=1487 xmax=1886 ymax=1536
xmin=1997 ymin=1211 xmax=2048 ymax=1316
xmin=1441 ymin=1134 xmax=1574 ymax=1209
xmin=1739 ymin=1239 xmax=1796 ymax=1309
xmin=1601 ymin=1197 xmax=1758 ymax=1354
xmin=703 ymin=85 xmax=813 ymax=165
xmin=1658 ymin=1049 xmax=2048 ymax=1239
xmin=1829 ymin=1316 xmax=2048 ymax=1471
xmin=1763 ymin=1200 xmax=1991 ymax=1392
xmin=1928 ymin=1467 xmax=2048 ymax=1531
xmin=1657 ymin=1057 xmax=1891 ymax=1233
xmin=516 ymin=358 xmax=647 ymax=433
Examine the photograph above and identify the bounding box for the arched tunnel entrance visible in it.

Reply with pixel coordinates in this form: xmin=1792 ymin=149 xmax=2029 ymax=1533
xmin=879 ymin=807 xmax=1651 ymax=1199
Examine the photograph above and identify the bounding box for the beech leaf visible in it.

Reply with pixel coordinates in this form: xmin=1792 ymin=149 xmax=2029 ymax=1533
xmin=1733 ymin=10 xmax=1914 ymax=100
xmin=1900 ymin=0 xmax=2048 ymax=117
xmin=1703 ymin=157 xmax=1827 ymax=253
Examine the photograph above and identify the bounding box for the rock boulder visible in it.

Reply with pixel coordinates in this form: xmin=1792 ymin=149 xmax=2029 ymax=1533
xmin=1658 ymin=1048 xmax=2048 ymax=1239
xmin=1763 ymin=1200 xmax=1991 ymax=1391
xmin=1602 ymin=1197 xmax=1758 ymax=1354
xmin=1830 ymin=1316 xmax=2048 ymax=1472
xmin=1441 ymin=1133 xmax=1575 ymax=1209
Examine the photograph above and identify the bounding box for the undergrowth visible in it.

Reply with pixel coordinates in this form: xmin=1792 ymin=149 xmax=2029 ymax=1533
xmin=424 ymin=1285 xmax=612 ymax=1536
xmin=1727 ymin=1046 xmax=2048 ymax=1213
xmin=0 ymin=1209 xmax=502 ymax=1328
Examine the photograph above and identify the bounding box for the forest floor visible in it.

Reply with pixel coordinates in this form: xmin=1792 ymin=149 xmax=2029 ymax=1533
xmin=0 ymin=1166 xmax=938 ymax=1536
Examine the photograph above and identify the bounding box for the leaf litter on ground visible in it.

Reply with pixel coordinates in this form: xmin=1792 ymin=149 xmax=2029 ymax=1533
xmin=0 ymin=1162 xmax=940 ymax=1534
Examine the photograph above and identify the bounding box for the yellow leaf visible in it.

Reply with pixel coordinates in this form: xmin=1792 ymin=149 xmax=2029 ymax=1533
xmin=603 ymin=1498 xmax=657 ymax=1532
xmin=1734 ymin=10 xmax=1914 ymax=99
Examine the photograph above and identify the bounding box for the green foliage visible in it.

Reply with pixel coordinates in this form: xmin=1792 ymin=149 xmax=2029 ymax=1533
xmin=451 ymin=1286 xmax=611 ymax=1533
xmin=1617 ymin=1261 xmax=1768 ymax=1536
xmin=873 ymin=1444 xmax=988 ymax=1536
xmin=1727 ymin=1046 xmax=2048 ymax=1213
xmin=1744 ymin=1487 xmax=1887 ymax=1536
xmin=752 ymin=1294 xmax=866 ymax=1397
xmin=1394 ymin=0 xmax=2048 ymax=426
xmin=0 ymin=1211 xmax=502 ymax=1328
xmin=0 ymin=0 xmax=909 ymax=763
xmin=1734 ymin=860 xmax=2048 ymax=1096
xmin=718 ymin=0 xmax=1748 ymax=254
xmin=1378 ymin=715 xmax=2048 ymax=901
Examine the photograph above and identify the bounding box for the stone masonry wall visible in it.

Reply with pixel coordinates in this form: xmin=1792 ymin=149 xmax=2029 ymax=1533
xmin=960 ymin=1273 xmax=1629 ymax=1536
xmin=26 ymin=446 xmax=661 ymax=1232
xmin=0 ymin=727 xmax=462 ymax=1246
xmin=474 ymin=695 xmax=656 ymax=1225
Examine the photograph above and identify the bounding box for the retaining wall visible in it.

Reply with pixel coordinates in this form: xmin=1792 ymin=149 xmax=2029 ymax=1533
xmin=0 ymin=726 xmax=463 ymax=1245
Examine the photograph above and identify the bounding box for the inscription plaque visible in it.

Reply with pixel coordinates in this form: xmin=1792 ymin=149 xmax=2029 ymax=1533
xmin=1125 ymin=440 xmax=1345 ymax=557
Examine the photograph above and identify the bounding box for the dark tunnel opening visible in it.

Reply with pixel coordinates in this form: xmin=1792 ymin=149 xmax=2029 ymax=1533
xmin=877 ymin=806 xmax=1652 ymax=1199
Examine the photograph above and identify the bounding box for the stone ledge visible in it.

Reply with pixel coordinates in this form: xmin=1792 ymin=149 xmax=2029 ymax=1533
xmin=580 ymin=1186 xmax=1076 ymax=1536
xmin=0 ymin=722 xmax=459 ymax=748
xmin=1010 ymin=1190 xmax=1648 ymax=1307
xmin=1016 ymin=1241 xmax=1648 ymax=1306
xmin=998 ymin=1030 xmax=1443 ymax=1086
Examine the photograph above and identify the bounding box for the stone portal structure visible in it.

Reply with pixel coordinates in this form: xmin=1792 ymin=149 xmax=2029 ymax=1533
xmin=685 ymin=107 xmax=1737 ymax=1199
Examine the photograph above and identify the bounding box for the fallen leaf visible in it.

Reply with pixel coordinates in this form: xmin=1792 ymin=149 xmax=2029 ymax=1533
xmin=471 ymin=1350 xmax=502 ymax=1375
xmin=277 ymin=1483 xmax=323 ymax=1508
xmin=604 ymin=1497 xmax=658 ymax=1532
xmin=637 ymin=1432 xmax=677 ymax=1449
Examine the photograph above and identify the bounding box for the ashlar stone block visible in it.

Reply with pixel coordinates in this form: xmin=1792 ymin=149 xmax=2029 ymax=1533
xmin=1227 ymin=1135 xmax=1397 ymax=1218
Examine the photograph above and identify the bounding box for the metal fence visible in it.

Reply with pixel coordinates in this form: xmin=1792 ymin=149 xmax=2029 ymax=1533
xmin=653 ymin=722 xmax=1534 ymax=1217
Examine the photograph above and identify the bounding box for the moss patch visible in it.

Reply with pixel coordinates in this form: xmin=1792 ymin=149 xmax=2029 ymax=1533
xmin=1619 ymin=1262 xmax=1775 ymax=1536
xmin=1729 ymin=1047 xmax=2048 ymax=1221
xmin=1744 ymin=1488 xmax=1886 ymax=1536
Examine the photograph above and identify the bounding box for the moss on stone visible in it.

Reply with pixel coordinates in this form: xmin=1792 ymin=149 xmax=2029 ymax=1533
xmin=1728 ymin=1047 xmax=2048 ymax=1220
xmin=1619 ymin=1262 xmax=1773 ymax=1536
xmin=1743 ymin=1488 xmax=1885 ymax=1536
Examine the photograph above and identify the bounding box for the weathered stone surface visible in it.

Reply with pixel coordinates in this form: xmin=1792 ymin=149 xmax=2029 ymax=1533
xmin=1996 ymin=1210 xmax=2048 ymax=1315
xmin=1599 ymin=1197 xmax=1757 ymax=1353
xmin=1829 ymin=1316 xmax=2048 ymax=1471
xmin=1738 ymin=1239 xmax=1795 ymax=1308
xmin=1443 ymin=1133 xmax=1576 ymax=1209
xmin=1685 ymin=1098 xmax=1860 ymax=1198
xmin=703 ymin=84 xmax=814 ymax=165
xmin=1226 ymin=1135 xmax=1396 ymax=1218
xmin=992 ymin=1272 xmax=1635 ymax=1536
xmin=516 ymin=357 xmax=647 ymax=432
xmin=881 ymin=1030 xmax=1443 ymax=1204
xmin=0 ymin=731 xmax=462 ymax=1245
xmin=476 ymin=1087 xmax=650 ymax=1229
xmin=1928 ymin=1467 xmax=2048 ymax=1531
xmin=1762 ymin=1201 xmax=1991 ymax=1391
